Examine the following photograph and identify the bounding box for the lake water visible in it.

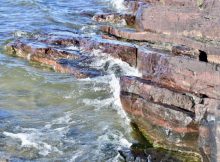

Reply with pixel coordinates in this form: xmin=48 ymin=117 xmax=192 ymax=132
xmin=0 ymin=0 xmax=142 ymax=161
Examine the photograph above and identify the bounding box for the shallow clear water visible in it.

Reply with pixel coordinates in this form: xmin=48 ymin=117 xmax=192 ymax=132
xmin=0 ymin=0 xmax=141 ymax=161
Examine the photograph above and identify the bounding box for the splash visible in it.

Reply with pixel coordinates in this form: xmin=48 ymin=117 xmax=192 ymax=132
xmin=3 ymin=131 xmax=62 ymax=156
xmin=110 ymin=0 xmax=127 ymax=12
xmin=81 ymin=50 xmax=141 ymax=126
xmin=101 ymin=0 xmax=127 ymax=12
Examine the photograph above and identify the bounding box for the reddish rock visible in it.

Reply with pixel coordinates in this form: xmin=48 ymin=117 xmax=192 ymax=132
xmin=47 ymin=35 xmax=138 ymax=66
xmin=5 ymin=40 xmax=104 ymax=78
xmin=46 ymin=35 xmax=80 ymax=46
xmin=120 ymin=92 xmax=200 ymax=153
xmin=172 ymin=45 xmax=200 ymax=59
xmin=137 ymin=50 xmax=220 ymax=99
xmin=101 ymin=25 xmax=220 ymax=64
xmin=79 ymin=37 xmax=137 ymax=66
xmin=6 ymin=40 xmax=79 ymax=60
xmin=120 ymin=93 xmax=197 ymax=133
xmin=135 ymin=3 xmax=220 ymax=41
xmin=120 ymin=76 xmax=200 ymax=112
xmin=195 ymin=98 xmax=220 ymax=122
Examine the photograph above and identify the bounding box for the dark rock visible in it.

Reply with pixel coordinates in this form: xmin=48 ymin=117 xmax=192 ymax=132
xmin=172 ymin=45 xmax=200 ymax=59
xmin=93 ymin=13 xmax=135 ymax=26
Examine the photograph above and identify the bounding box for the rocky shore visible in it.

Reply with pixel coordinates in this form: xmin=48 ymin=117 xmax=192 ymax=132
xmin=4 ymin=0 xmax=220 ymax=161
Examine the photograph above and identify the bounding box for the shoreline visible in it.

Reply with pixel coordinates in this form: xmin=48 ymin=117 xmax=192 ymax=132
xmin=2 ymin=0 xmax=220 ymax=161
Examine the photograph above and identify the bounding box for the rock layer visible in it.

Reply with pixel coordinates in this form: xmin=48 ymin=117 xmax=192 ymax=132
xmin=4 ymin=0 xmax=220 ymax=161
xmin=108 ymin=0 xmax=220 ymax=160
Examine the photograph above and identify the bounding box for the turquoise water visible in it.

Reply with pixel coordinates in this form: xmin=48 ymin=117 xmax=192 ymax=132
xmin=0 ymin=0 xmax=141 ymax=161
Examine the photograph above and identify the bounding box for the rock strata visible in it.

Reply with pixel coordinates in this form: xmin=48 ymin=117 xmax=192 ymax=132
xmin=102 ymin=0 xmax=220 ymax=160
xmin=4 ymin=0 xmax=220 ymax=161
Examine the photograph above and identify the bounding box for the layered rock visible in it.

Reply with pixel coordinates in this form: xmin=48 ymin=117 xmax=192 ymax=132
xmin=137 ymin=50 xmax=220 ymax=100
xmin=47 ymin=35 xmax=137 ymax=66
xmin=5 ymin=40 xmax=104 ymax=78
xmin=4 ymin=0 xmax=220 ymax=160
xmin=5 ymin=35 xmax=138 ymax=78
xmin=100 ymin=0 xmax=220 ymax=65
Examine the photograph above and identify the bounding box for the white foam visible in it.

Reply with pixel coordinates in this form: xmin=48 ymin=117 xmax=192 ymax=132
xmin=82 ymin=98 xmax=114 ymax=110
xmin=3 ymin=129 xmax=63 ymax=156
xmin=97 ymin=129 xmax=132 ymax=154
xmin=45 ymin=112 xmax=74 ymax=129
xmin=66 ymin=45 xmax=79 ymax=51
xmin=69 ymin=151 xmax=84 ymax=162
xmin=81 ymin=50 xmax=141 ymax=129
xmin=3 ymin=132 xmax=38 ymax=148
xmin=109 ymin=0 xmax=127 ymax=12
xmin=90 ymin=50 xmax=141 ymax=77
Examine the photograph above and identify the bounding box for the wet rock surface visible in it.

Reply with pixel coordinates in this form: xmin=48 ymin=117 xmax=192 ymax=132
xmin=105 ymin=0 xmax=220 ymax=161
xmin=3 ymin=0 xmax=220 ymax=161
xmin=93 ymin=13 xmax=135 ymax=26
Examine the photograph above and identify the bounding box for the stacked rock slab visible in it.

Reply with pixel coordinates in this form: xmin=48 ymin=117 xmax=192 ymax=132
xmin=119 ymin=49 xmax=220 ymax=161
xmin=102 ymin=0 xmax=220 ymax=65
xmin=4 ymin=0 xmax=220 ymax=161
xmin=5 ymin=35 xmax=138 ymax=79
xmin=103 ymin=0 xmax=220 ymax=161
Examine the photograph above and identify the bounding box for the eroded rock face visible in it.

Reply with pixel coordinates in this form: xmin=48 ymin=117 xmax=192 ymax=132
xmin=4 ymin=0 xmax=220 ymax=160
xmin=137 ymin=50 xmax=220 ymax=100
xmin=120 ymin=76 xmax=200 ymax=112
xmin=101 ymin=25 xmax=220 ymax=65
xmin=5 ymin=34 xmax=138 ymax=79
xmin=120 ymin=74 xmax=220 ymax=159
xmin=5 ymin=40 xmax=104 ymax=78
xmin=120 ymin=93 xmax=200 ymax=153
xmin=101 ymin=0 xmax=220 ymax=65
xmin=47 ymin=35 xmax=138 ymax=66
xmin=79 ymin=37 xmax=137 ymax=66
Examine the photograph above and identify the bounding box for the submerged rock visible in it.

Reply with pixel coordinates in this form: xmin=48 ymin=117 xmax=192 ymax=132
xmin=93 ymin=13 xmax=135 ymax=26
xmin=5 ymin=39 xmax=104 ymax=78
xmin=3 ymin=0 xmax=220 ymax=160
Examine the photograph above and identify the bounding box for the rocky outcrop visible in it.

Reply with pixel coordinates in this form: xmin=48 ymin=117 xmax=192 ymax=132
xmin=5 ymin=35 xmax=138 ymax=79
xmin=96 ymin=0 xmax=220 ymax=161
xmin=100 ymin=0 xmax=220 ymax=65
xmin=47 ymin=35 xmax=137 ymax=66
xmin=137 ymin=50 xmax=220 ymax=100
xmin=4 ymin=0 xmax=220 ymax=161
